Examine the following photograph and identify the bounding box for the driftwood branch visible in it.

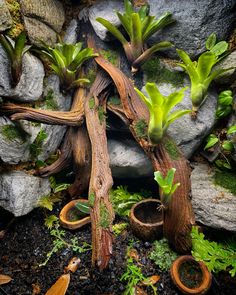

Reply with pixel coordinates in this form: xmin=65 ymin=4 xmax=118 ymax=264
xmin=85 ymin=70 xmax=114 ymax=270
xmin=89 ymin=36 xmax=195 ymax=253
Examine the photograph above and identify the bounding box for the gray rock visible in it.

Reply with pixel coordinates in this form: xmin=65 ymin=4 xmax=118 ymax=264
xmin=0 ymin=0 xmax=12 ymax=32
xmin=89 ymin=0 xmax=236 ymax=59
xmin=0 ymin=45 xmax=45 ymax=102
xmin=108 ymin=139 xmax=153 ymax=178
xmin=89 ymin=0 xmax=123 ymax=41
xmin=0 ymin=117 xmax=31 ymax=164
xmin=148 ymin=0 xmax=236 ymax=58
xmin=191 ymin=163 xmax=236 ymax=232
xmin=141 ymin=80 xmax=217 ymax=159
xmin=214 ymin=51 xmax=236 ymax=85
xmin=0 ymin=75 xmax=71 ymax=164
xmin=64 ymin=19 xmax=78 ymax=44
xmin=0 ymin=170 xmax=51 ymax=216
xmin=20 ymin=0 xmax=65 ymax=46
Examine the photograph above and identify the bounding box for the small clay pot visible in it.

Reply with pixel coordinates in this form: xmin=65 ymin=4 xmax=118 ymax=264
xmin=130 ymin=199 xmax=163 ymax=241
xmin=170 ymin=255 xmax=212 ymax=295
xmin=59 ymin=199 xmax=91 ymax=230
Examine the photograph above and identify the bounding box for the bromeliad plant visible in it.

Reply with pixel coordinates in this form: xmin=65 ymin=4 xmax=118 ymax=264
xmin=96 ymin=0 xmax=174 ymax=72
xmin=154 ymin=168 xmax=180 ymax=210
xmin=135 ymin=82 xmax=190 ymax=144
xmin=177 ymin=33 xmax=232 ymax=115
xmin=0 ymin=32 xmax=31 ymax=87
xmin=39 ymin=41 xmax=97 ymax=90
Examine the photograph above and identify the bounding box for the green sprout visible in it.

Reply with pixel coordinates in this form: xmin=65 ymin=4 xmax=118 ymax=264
xmin=39 ymin=41 xmax=97 ymax=90
xmin=215 ymin=90 xmax=233 ymax=119
xmin=96 ymin=0 xmax=173 ymax=72
xmin=154 ymin=168 xmax=180 ymax=209
xmin=135 ymin=82 xmax=190 ymax=144
xmin=177 ymin=33 xmax=232 ymax=115
xmin=0 ymin=31 xmax=31 ymax=87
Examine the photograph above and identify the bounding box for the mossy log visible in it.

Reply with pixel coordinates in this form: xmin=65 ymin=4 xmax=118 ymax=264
xmin=89 ymin=36 xmax=195 ymax=253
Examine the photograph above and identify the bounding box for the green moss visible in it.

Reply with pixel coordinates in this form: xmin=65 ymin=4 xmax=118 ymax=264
xmin=88 ymin=192 xmax=95 ymax=207
xmin=1 ymin=124 xmax=27 ymax=142
xmin=99 ymin=203 xmax=110 ymax=228
xmin=86 ymin=67 xmax=96 ymax=86
xmin=30 ymin=129 xmax=48 ymax=159
xmin=100 ymin=49 xmax=119 ymax=67
xmin=44 ymin=89 xmax=59 ymax=110
xmin=6 ymin=0 xmax=24 ymax=39
xmin=98 ymin=106 xmax=106 ymax=124
xmin=142 ymin=57 xmax=185 ymax=87
xmin=89 ymin=97 xmax=95 ymax=110
xmin=163 ymin=137 xmax=180 ymax=160
xmin=108 ymin=95 xmax=121 ymax=106
xmin=134 ymin=119 xmax=148 ymax=139
xmin=214 ymin=170 xmax=236 ymax=195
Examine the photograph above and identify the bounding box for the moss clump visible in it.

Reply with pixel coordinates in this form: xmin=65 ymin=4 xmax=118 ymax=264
xmin=88 ymin=192 xmax=95 ymax=207
xmin=44 ymin=89 xmax=58 ymax=110
xmin=6 ymin=0 xmax=24 ymax=39
xmin=86 ymin=67 xmax=96 ymax=86
xmin=108 ymin=95 xmax=121 ymax=106
xmin=89 ymin=97 xmax=95 ymax=110
xmin=98 ymin=106 xmax=106 ymax=124
xmin=214 ymin=170 xmax=236 ymax=195
xmin=163 ymin=137 xmax=180 ymax=160
xmin=99 ymin=203 xmax=110 ymax=228
xmin=30 ymin=129 xmax=47 ymax=159
xmin=142 ymin=57 xmax=185 ymax=87
xmin=134 ymin=119 xmax=148 ymax=139
xmin=100 ymin=49 xmax=119 ymax=67
xmin=1 ymin=124 xmax=27 ymax=142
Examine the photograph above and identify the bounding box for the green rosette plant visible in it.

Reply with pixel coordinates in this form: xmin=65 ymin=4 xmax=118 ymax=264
xmin=96 ymin=0 xmax=174 ymax=72
xmin=177 ymin=33 xmax=232 ymax=115
xmin=40 ymin=42 xmax=97 ymax=90
xmin=0 ymin=32 xmax=31 ymax=87
xmin=135 ymin=82 xmax=190 ymax=144
xmin=154 ymin=168 xmax=180 ymax=210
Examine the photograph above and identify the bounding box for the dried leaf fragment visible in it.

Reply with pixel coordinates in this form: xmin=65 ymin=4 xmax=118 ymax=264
xmin=142 ymin=275 xmax=160 ymax=286
xmin=0 ymin=274 xmax=12 ymax=285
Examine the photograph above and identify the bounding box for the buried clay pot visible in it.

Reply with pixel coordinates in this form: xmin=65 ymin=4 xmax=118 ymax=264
xmin=170 ymin=255 xmax=212 ymax=295
xmin=59 ymin=199 xmax=91 ymax=230
xmin=130 ymin=198 xmax=163 ymax=241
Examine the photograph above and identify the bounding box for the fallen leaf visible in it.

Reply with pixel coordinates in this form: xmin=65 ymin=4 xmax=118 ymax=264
xmin=142 ymin=275 xmax=160 ymax=286
xmin=127 ymin=248 xmax=139 ymax=261
xmin=0 ymin=274 xmax=12 ymax=285
xmin=32 ymin=283 xmax=41 ymax=295
xmin=45 ymin=273 xmax=70 ymax=295
xmin=0 ymin=230 xmax=6 ymax=239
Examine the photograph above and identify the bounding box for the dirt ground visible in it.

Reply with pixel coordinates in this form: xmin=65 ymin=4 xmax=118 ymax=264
xmin=0 ymin=203 xmax=236 ymax=295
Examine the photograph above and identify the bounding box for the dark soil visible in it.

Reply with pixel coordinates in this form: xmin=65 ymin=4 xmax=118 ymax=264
xmin=0 ymin=204 xmax=236 ymax=295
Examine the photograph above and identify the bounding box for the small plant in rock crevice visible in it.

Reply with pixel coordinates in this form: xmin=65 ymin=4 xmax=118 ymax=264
xmin=135 ymin=82 xmax=190 ymax=144
xmin=96 ymin=0 xmax=174 ymax=72
xmin=215 ymin=90 xmax=234 ymax=119
xmin=40 ymin=216 xmax=91 ymax=267
xmin=154 ymin=168 xmax=180 ymax=210
xmin=204 ymin=125 xmax=236 ymax=170
xmin=177 ymin=33 xmax=232 ymax=115
xmin=0 ymin=31 xmax=31 ymax=87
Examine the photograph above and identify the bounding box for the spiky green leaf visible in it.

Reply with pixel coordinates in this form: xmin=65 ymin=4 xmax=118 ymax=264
xmin=205 ymin=33 xmax=216 ymax=50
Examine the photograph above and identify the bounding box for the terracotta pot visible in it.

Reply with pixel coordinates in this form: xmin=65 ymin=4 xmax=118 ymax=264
xmin=59 ymin=199 xmax=91 ymax=230
xmin=130 ymin=199 xmax=163 ymax=241
xmin=170 ymin=255 xmax=212 ymax=295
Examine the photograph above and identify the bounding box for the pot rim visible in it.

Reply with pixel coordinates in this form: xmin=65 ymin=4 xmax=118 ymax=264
xmin=170 ymin=255 xmax=212 ymax=294
xmin=59 ymin=199 xmax=91 ymax=227
xmin=130 ymin=198 xmax=163 ymax=227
